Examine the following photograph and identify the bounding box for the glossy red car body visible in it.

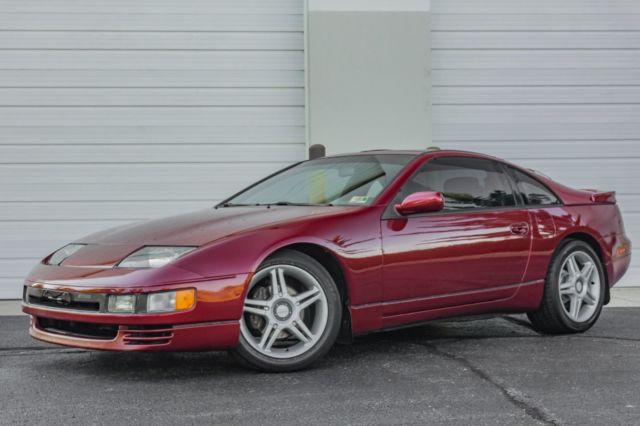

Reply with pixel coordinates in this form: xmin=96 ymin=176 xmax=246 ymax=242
xmin=22 ymin=150 xmax=631 ymax=351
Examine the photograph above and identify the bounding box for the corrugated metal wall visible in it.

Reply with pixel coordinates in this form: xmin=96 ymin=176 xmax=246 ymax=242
xmin=0 ymin=0 xmax=305 ymax=298
xmin=431 ymin=0 xmax=640 ymax=285
xmin=2 ymin=0 xmax=639 ymax=298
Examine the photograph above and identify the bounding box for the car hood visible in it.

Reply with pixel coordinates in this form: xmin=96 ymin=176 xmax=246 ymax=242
xmin=27 ymin=205 xmax=361 ymax=287
xmin=75 ymin=205 xmax=358 ymax=247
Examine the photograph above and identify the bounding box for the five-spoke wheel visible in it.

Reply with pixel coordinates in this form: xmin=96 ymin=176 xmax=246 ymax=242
xmin=558 ymin=250 xmax=601 ymax=323
xmin=241 ymin=265 xmax=328 ymax=358
xmin=528 ymin=239 xmax=605 ymax=334
xmin=234 ymin=250 xmax=341 ymax=371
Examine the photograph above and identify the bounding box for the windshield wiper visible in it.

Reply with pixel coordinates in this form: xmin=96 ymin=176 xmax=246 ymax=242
xmin=263 ymin=201 xmax=330 ymax=207
xmin=216 ymin=202 xmax=256 ymax=208
xmin=217 ymin=201 xmax=333 ymax=209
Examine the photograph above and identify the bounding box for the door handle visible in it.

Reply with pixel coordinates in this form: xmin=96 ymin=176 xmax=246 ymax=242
xmin=510 ymin=222 xmax=530 ymax=236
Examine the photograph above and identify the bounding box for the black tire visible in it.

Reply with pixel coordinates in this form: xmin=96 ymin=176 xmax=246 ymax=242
xmin=233 ymin=250 xmax=342 ymax=372
xmin=527 ymin=240 xmax=605 ymax=334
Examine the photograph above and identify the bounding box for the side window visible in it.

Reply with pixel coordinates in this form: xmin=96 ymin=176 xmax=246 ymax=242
xmin=508 ymin=167 xmax=561 ymax=206
xmin=397 ymin=157 xmax=516 ymax=210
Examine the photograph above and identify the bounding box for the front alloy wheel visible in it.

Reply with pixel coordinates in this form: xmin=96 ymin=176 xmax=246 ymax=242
xmin=234 ymin=250 xmax=341 ymax=371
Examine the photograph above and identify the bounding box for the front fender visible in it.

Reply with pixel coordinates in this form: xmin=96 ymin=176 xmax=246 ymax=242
xmin=174 ymin=207 xmax=385 ymax=306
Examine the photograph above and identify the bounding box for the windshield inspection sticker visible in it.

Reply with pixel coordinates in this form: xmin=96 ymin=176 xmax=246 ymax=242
xmin=349 ymin=196 xmax=369 ymax=204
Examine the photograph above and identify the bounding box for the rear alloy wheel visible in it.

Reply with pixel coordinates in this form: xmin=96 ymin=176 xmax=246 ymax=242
xmin=234 ymin=250 xmax=341 ymax=372
xmin=558 ymin=250 xmax=601 ymax=322
xmin=528 ymin=240 xmax=605 ymax=334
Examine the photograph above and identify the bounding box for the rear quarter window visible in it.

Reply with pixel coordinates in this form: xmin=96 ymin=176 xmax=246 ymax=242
xmin=508 ymin=167 xmax=561 ymax=206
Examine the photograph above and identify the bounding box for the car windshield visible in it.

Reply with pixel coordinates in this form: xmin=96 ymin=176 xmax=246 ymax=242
xmin=223 ymin=154 xmax=416 ymax=207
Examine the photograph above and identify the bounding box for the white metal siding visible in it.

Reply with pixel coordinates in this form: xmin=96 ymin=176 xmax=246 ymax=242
xmin=0 ymin=0 xmax=305 ymax=298
xmin=432 ymin=0 xmax=640 ymax=285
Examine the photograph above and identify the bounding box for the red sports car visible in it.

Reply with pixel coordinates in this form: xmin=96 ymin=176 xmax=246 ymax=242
xmin=22 ymin=149 xmax=631 ymax=371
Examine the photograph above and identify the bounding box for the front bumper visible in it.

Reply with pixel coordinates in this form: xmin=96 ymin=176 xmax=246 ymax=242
xmin=27 ymin=315 xmax=239 ymax=351
xmin=22 ymin=274 xmax=249 ymax=351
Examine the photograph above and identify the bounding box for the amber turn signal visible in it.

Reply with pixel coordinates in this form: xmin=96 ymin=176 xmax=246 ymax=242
xmin=146 ymin=288 xmax=196 ymax=313
xmin=175 ymin=289 xmax=196 ymax=310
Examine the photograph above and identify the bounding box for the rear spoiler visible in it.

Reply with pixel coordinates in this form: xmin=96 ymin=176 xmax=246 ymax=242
xmin=582 ymin=189 xmax=617 ymax=204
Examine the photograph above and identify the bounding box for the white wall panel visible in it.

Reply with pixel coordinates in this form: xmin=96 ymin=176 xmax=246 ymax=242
xmin=0 ymin=126 xmax=305 ymax=144
xmin=0 ymin=51 xmax=304 ymax=70
xmin=0 ymin=163 xmax=289 ymax=201
xmin=0 ymin=260 xmax=41 ymax=284
xmin=433 ymin=105 xmax=640 ymax=124
xmin=432 ymin=50 xmax=640 ymax=69
xmin=0 ymin=107 xmax=304 ymax=126
xmin=434 ymin=32 xmax=640 ymax=49
xmin=0 ymin=0 xmax=305 ymax=298
xmin=433 ymin=123 xmax=640 ymax=141
xmin=0 ymin=0 xmax=303 ymax=14
xmin=433 ymin=87 xmax=640 ymax=105
xmin=434 ymin=0 xmax=639 ymax=14
xmin=0 ymin=70 xmax=305 ymax=88
xmin=0 ymin=144 xmax=305 ymax=164
xmin=0 ymin=31 xmax=303 ymax=50
xmin=307 ymin=2 xmax=431 ymax=153
xmin=0 ymin=13 xmax=303 ymax=31
xmin=432 ymin=0 xmax=640 ymax=286
xmin=432 ymin=14 xmax=640 ymax=31
xmin=0 ymin=88 xmax=305 ymax=107
xmin=433 ymin=69 xmax=640 ymax=86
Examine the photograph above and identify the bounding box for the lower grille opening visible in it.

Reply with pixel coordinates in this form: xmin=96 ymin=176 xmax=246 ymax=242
xmin=122 ymin=325 xmax=173 ymax=346
xmin=38 ymin=317 xmax=118 ymax=340
xmin=28 ymin=295 xmax=100 ymax=312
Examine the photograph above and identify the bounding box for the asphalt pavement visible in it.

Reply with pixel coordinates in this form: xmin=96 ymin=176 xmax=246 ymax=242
xmin=1 ymin=308 xmax=639 ymax=426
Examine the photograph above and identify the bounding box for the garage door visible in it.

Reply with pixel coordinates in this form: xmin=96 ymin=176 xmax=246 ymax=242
xmin=432 ymin=0 xmax=640 ymax=285
xmin=0 ymin=0 xmax=305 ymax=298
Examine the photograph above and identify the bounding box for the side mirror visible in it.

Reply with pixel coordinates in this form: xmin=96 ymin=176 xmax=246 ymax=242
xmin=395 ymin=191 xmax=444 ymax=216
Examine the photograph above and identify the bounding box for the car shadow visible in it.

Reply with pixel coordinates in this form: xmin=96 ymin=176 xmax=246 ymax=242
xmin=35 ymin=315 xmax=539 ymax=379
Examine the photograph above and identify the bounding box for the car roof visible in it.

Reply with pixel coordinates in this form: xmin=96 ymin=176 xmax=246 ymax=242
xmin=324 ymin=148 xmax=496 ymax=159
xmin=325 ymin=149 xmax=425 ymax=157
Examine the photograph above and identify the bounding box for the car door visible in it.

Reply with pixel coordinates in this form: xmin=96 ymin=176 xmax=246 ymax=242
xmin=381 ymin=156 xmax=532 ymax=315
